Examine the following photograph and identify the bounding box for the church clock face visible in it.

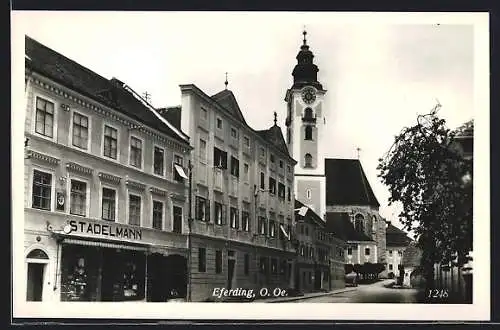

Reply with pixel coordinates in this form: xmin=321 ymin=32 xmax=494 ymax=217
xmin=301 ymin=87 xmax=316 ymax=105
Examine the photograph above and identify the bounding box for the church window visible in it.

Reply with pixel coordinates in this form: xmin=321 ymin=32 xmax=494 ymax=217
xmin=304 ymin=126 xmax=313 ymax=140
xmin=304 ymin=108 xmax=313 ymax=120
xmin=304 ymin=153 xmax=312 ymax=168
xmin=306 ymin=189 xmax=311 ymax=199
xmin=354 ymin=213 xmax=365 ymax=233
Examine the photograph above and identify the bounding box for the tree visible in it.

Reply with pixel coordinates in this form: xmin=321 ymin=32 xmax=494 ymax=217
xmin=377 ymin=103 xmax=473 ymax=290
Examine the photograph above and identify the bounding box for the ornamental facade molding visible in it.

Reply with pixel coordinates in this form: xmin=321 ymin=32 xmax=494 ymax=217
xmin=98 ymin=172 xmax=121 ymax=185
xmin=26 ymin=149 xmax=60 ymax=166
xmin=66 ymin=162 xmax=93 ymax=176
xmin=31 ymin=74 xmax=191 ymax=154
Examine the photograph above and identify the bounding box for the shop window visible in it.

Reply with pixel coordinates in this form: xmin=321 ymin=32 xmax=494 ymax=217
xmin=172 ymin=206 xmax=183 ymax=233
xmin=244 ymin=254 xmax=250 ymax=275
xmin=153 ymin=146 xmax=165 ymax=176
xmin=101 ymin=188 xmax=116 ymax=221
xmin=128 ymin=194 xmax=141 ymax=226
xmin=271 ymin=258 xmax=278 ymax=275
xmin=35 ymin=96 xmax=54 ymax=138
xmin=259 ymin=257 xmax=268 ymax=275
xmin=103 ymin=125 xmax=118 ymax=159
xmin=215 ymin=250 xmax=222 ymax=274
xmin=70 ymin=179 xmax=87 ymax=216
xmin=32 ymin=170 xmax=52 ymax=210
xmin=72 ymin=112 xmax=89 ymax=150
xmin=198 ymin=248 xmax=206 ymax=272
xmin=129 ymin=136 xmax=143 ymax=168
xmin=152 ymin=200 xmax=163 ymax=230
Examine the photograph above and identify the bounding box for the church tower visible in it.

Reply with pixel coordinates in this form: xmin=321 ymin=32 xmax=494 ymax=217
xmin=285 ymin=29 xmax=327 ymax=219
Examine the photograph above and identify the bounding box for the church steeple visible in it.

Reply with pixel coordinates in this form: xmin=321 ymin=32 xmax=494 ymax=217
xmin=291 ymin=29 xmax=323 ymax=90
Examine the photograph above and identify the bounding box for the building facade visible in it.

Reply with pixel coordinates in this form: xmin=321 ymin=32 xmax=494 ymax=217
xmin=385 ymin=222 xmax=412 ymax=278
xmin=294 ymin=200 xmax=345 ymax=293
xmin=23 ymin=36 xmax=192 ymax=302
xmin=178 ymin=85 xmax=297 ymax=301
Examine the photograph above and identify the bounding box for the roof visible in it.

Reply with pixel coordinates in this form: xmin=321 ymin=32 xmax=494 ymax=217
xmin=324 ymin=158 xmax=380 ymax=207
xmin=255 ymin=125 xmax=291 ymax=158
xmin=211 ymin=90 xmax=248 ymax=125
xmin=157 ymin=106 xmax=182 ymax=131
xmin=386 ymin=224 xmax=412 ymax=247
xmin=25 ymin=35 xmax=189 ymax=144
xmin=325 ymin=212 xmax=374 ymax=242
xmin=294 ymin=199 xmax=325 ymax=228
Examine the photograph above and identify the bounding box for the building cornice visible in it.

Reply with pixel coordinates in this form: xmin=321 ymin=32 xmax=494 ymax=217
xmin=66 ymin=162 xmax=94 ymax=177
xmin=98 ymin=172 xmax=122 ymax=185
xmin=26 ymin=149 xmax=60 ymax=166
xmin=29 ymin=73 xmax=191 ymax=154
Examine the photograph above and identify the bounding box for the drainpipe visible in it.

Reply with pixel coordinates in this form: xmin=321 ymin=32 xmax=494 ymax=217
xmin=187 ymin=160 xmax=193 ymax=302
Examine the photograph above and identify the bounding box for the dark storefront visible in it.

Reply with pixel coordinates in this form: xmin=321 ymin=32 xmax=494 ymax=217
xmin=59 ymin=240 xmax=187 ymax=302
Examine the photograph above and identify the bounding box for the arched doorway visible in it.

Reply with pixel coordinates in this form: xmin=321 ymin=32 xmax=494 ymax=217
xmin=26 ymin=248 xmax=49 ymax=301
xmin=146 ymin=253 xmax=187 ymax=301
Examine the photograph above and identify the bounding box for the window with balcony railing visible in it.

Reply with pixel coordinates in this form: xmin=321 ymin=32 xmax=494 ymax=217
xmin=213 ymin=147 xmax=228 ymax=169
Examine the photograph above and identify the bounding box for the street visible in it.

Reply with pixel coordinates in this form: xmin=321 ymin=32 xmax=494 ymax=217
xmin=291 ymin=280 xmax=419 ymax=303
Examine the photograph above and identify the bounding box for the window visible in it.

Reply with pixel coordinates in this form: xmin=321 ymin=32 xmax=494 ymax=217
xmin=72 ymin=112 xmax=89 ymax=149
xmin=70 ymin=180 xmax=87 ymax=216
xmin=243 ymin=136 xmax=250 ymax=148
xmin=173 ymin=155 xmax=186 ymax=182
xmin=305 ymin=126 xmax=313 ymax=140
xmin=130 ymin=136 xmax=142 ymax=168
xmin=270 ymin=154 xmax=275 ymax=163
xmin=365 ymin=248 xmax=371 ymax=256
xmin=230 ymin=156 xmax=239 ymax=177
xmin=258 ymin=217 xmax=267 ymax=235
xmin=230 ymin=207 xmax=239 ymax=229
xmin=279 ymin=160 xmax=283 ymax=168
xmin=355 ymin=214 xmax=365 ymax=232
xmin=101 ymin=188 xmax=116 ymax=221
xmin=271 ymin=258 xmax=278 ymax=275
xmin=152 ymin=200 xmax=163 ymax=230
xmin=215 ymin=250 xmax=222 ymax=274
xmin=198 ymin=248 xmax=206 ymax=272
xmin=259 ymin=147 xmax=265 ymax=158
xmin=347 ymin=247 xmax=352 ymax=256
xmin=389 ymin=250 xmax=393 ymax=256
xmin=103 ymin=125 xmax=118 ymax=159
xmin=128 ymin=194 xmax=141 ymax=226
xmin=287 ymin=187 xmax=291 ymax=201
xmin=216 ymin=117 xmax=223 ymax=129
xmin=242 ymin=211 xmax=250 ymax=232
xmin=214 ymin=202 xmax=224 ymax=225
xmin=174 ymin=154 xmax=184 ymax=166
xmin=305 ymin=225 xmax=309 ymax=236
xmin=231 ymin=127 xmax=238 ymax=139
xmin=243 ymin=163 xmax=249 ymax=182
xmin=278 ymin=183 xmax=285 ymax=200
xmin=306 ymin=189 xmax=311 ymax=199
xmin=269 ymin=177 xmax=276 ymax=194
xmin=213 ymin=147 xmax=228 ymax=169
xmin=304 ymin=153 xmax=312 ymax=168
xmin=173 ymin=206 xmax=183 ymax=233
xmin=372 ymin=215 xmax=377 ymax=232
xmin=195 ymin=196 xmax=210 ymax=222
xmin=199 ymin=139 xmax=207 ymax=161
xmin=398 ymin=251 xmax=403 ymax=256
xmin=32 ymin=170 xmax=52 ymax=210
xmin=153 ymin=146 xmax=165 ymax=176
xmin=259 ymin=257 xmax=268 ymax=274
xmin=304 ymin=108 xmax=313 ymax=119
xmin=269 ymin=220 xmax=276 ymax=237
xmin=35 ymin=97 xmax=54 ymax=138
xmin=287 ymin=165 xmax=291 ymax=173
xmin=201 ymin=108 xmax=208 ymax=120
xmin=244 ymin=254 xmax=250 ymax=275
xmin=260 ymin=172 xmax=265 ymax=189
xmin=389 ymin=264 xmax=393 ymax=271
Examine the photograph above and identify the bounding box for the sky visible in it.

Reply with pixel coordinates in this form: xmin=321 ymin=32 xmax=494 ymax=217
xmin=13 ymin=11 xmax=484 ymax=235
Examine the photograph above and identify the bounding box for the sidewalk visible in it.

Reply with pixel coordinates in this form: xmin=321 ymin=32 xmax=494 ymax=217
xmin=263 ymin=287 xmax=357 ymax=303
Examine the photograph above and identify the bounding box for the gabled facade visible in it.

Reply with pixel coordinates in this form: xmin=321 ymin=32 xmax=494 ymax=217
xmin=179 ymin=84 xmax=298 ymax=301
xmin=23 ymin=36 xmax=192 ymax=302
xmin=385 ymin=222 xmax=412 ymax=278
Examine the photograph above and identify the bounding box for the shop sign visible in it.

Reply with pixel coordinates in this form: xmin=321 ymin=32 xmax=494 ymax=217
xmin=69 ymin=220 xmax=142 ymax=241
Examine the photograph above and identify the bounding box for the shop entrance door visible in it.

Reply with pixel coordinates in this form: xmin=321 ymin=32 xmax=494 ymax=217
xmin=147 ymin=253 xmax=168 ymax=302
xmin=227 ymin=259 xmax=235 ymax=290
xmin=26 ymin=263 xmax=45 ymax=301
xmin=314 ymin=269 xmax=322 ymax=290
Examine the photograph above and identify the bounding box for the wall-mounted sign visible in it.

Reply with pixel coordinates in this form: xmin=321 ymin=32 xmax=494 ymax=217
xmin=56 ymin=192 xmax=65 ymax=211
xmin=68 ymin=220 xmax=142 ymax=240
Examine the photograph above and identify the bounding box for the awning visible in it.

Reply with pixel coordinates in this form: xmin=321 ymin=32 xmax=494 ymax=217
xmin=174 ymin=164 xmax=188 ymax=179
xmin=279 ymin=224 xmax=289 ymax=239
xmin=295 ymin=206 xmax=308 ymax=217
xmin=62 ymin=238 xmax=149 ymax=252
